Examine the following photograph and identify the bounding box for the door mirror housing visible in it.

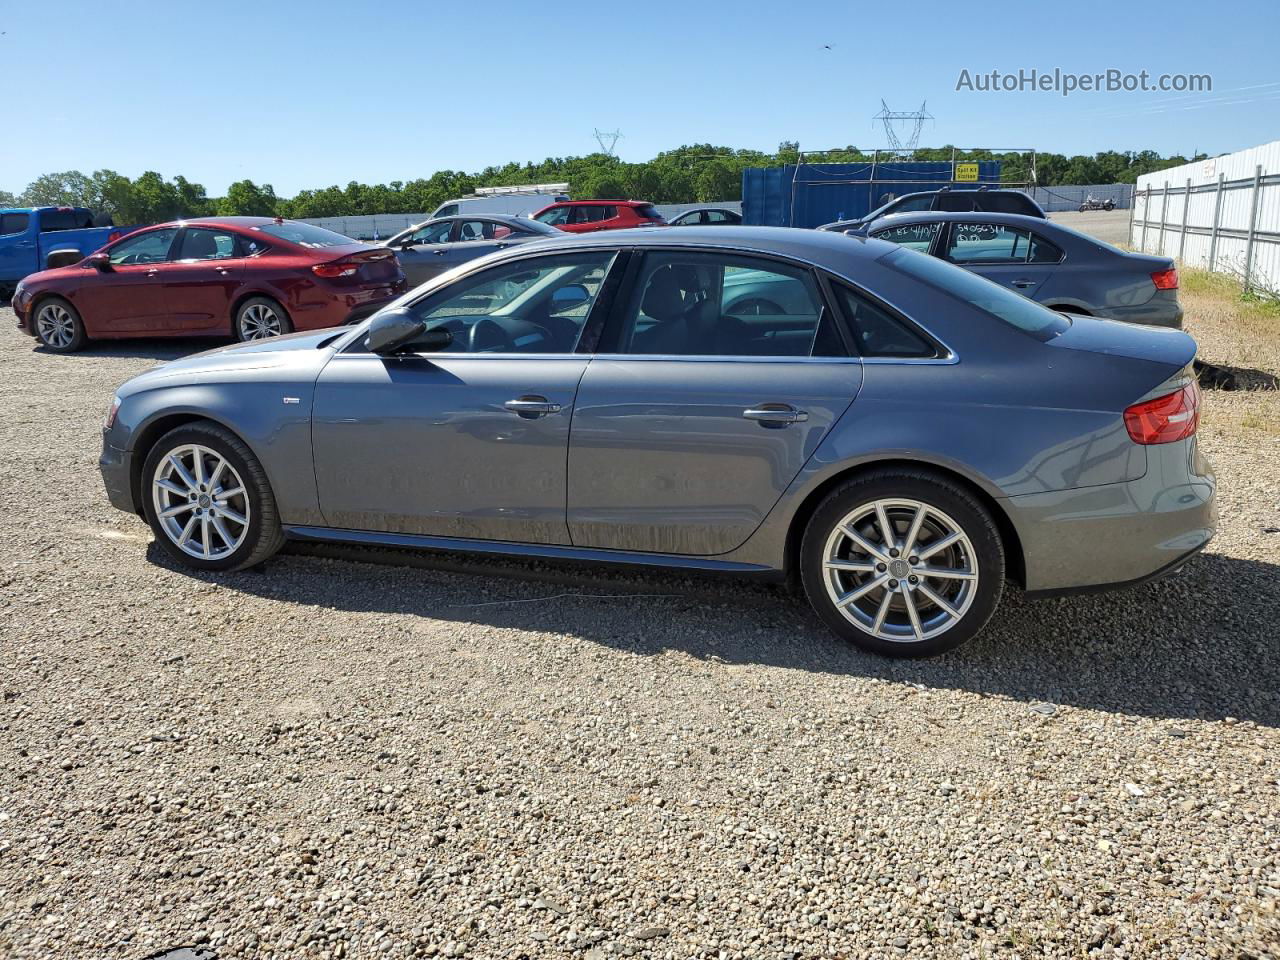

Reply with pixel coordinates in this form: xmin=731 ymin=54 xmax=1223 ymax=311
xmin=366 ymin=308 xmax=430 ymax=355
xmin=551 ymin=283 xmax=590 ymax=309
xmin=85 ymin=252 xmax=113 ymax=272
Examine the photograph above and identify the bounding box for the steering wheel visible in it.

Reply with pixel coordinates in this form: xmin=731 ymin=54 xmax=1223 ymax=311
xmin=468 ymin=317 xmax=511 ymax=353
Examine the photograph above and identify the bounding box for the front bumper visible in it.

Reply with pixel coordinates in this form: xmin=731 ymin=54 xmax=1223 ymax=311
xmin=99 ymin=437 xmax=138 ymax=515
xmin=1006 ymin=437 xmax=1215 ymax=594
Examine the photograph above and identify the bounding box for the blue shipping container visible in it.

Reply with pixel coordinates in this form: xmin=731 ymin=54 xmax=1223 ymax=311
xmin=741 ymin=161 xmax=1003 ymax=228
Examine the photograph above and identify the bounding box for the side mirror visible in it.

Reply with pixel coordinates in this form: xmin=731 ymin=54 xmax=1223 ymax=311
xmin=551 ymin=284 xmax=590 ymax=309
xmin=86 ymin=252 xmax=113 ymax=272
xmin=366 ymin=308 xmax=427 ymax=355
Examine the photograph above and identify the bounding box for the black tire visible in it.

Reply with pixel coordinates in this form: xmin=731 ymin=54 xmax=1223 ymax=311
xmin=1078 ymin=203 xmax=1088 ymax=212
xmin=799 ymin=468 xmax=1005 ymax=658
xmin=1104 ymin=201 xmax=1115 ymax=211
xmin=141 ymin=422 xmax=286 ymax=573
xmin=234 ymin=296 xmax=293 ymax=342
xmin=32 ymin=296 xmax=88 ymax=353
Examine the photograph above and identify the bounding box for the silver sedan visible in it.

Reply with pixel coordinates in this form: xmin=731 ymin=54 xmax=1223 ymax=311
xmin=99 ymin=227 xmax=1214 ymax=657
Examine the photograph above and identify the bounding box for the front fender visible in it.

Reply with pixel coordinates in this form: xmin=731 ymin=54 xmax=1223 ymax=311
xmin=109 ymin=380 xmax=323 ymax=527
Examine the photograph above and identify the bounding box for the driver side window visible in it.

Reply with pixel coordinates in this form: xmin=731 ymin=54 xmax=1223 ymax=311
xmin=408 ymin=221 xmax=454 ymax=245
xmin=108 ymin=228 xmax=178 ymax=265
xmin=404 ymin=251 xmax=617 ymax=354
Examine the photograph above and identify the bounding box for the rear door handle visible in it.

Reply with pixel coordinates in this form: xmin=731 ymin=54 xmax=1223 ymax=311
xmin=1010 ymin=279 xmax=1036 ymax=288
xmin=504 ymin=396 xmax=562 ymax=418
xmin=743 ymin=404 xmax=808 ymax=424
xmin=433 ymin=249 xmax=447 ymax=256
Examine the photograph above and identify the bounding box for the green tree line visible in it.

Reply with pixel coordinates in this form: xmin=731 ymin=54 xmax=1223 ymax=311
xmin=0 ymin=144 xmax=1206 ymax=221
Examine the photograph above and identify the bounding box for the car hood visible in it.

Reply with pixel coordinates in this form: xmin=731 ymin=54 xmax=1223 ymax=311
xmin=116 ymin=328 xmax=345 ymax=397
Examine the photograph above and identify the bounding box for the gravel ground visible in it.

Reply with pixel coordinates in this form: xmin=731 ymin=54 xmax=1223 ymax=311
xmin=1046 ymin=210 xmax=1132 ymax=247
xmin=0 ymin=300 xmax=1277 ymax=960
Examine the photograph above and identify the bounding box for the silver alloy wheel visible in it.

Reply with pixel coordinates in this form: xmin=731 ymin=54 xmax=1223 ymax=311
xmin=239 ymin=303 xmax=283 ymax=340
xmin=151 ymin=444 xmax=251 ymax=560
xmin=36 ymin=302 xmax=76 ymax=348
xmin=821 ymin=498 xmax=979 ymax=644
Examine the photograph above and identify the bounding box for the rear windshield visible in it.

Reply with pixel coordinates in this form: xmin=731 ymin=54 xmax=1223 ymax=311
xmin=252 ymin=221 xmax=355 ymax=249
xmin=883 ymin=246 xmax=1070 ymax=340
xmin=633 ymin=204 xmax=664 ymax=221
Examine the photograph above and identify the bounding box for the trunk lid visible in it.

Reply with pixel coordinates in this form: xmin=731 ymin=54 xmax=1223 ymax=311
xmin=1048 ymin=313 xmax=1196 ymax=370
xmin=316 ymin=246 xmax=401 ymax=283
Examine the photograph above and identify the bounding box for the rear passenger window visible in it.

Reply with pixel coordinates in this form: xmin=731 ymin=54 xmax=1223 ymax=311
xmin=1028 ymin=234 xmax=1064 ymax=263
xmin=947 ymin=223 xmax=1032 ymax=264
xmin=833 ymin=283 xmax=936 ymax=359
xmin=574 ymin=205 xmax=617 ymax=224
xmin=608 ymin=252 xmax=844 ymax=358
xmin=176 ymin=228 xmax=240 ymax=261
xmin=39 ymin=210 xmax=80 ymax=232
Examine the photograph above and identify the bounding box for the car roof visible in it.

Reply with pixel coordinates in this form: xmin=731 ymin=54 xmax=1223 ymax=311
xmin=539 ymin=199 xmax=652 ymax=207
xmin=897 ymin=188 xmax=1027 ymax=199
xmin=869 ymin=211 xmax=1058 ymax=228
xmin=527 ymin=224 xmax=899 ymax=263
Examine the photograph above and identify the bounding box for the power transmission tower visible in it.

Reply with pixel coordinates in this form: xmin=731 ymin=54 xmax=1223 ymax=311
xmin=871 ymin=100 xmax=933 ymax=152
xmin=593 ymin=128 xmax=622 ymax=157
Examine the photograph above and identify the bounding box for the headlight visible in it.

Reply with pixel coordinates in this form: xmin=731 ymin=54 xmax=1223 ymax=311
xmin=104 ymin=395 xmax=122 ymax=430
xmin=12 ymin=281 xmax=27 ymax=304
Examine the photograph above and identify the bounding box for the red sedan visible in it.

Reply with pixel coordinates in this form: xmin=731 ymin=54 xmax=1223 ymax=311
xmin=11 ymin=217 xmax=407 ymax=352
xmin=530 ymin=200 xmax=666 ymax=233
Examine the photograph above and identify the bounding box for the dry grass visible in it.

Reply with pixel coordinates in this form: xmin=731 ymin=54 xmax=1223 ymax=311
xmin=1181 ymin=267 xmax=1280 ymax=380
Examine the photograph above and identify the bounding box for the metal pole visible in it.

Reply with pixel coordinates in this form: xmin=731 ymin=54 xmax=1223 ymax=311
xmin=1127 ymin=183 xmax=1136 ymax=242
xmin=1157 ymin=180 xmax=1170 ymax=254
xmin=1178 ymin=178 xmax=1191 ymax=263
xmin=1140 ymin=186 xmax=1151 ymax=252
xmin=1208 ymin=173 xmax=1226 ymax=271
xmin=1243 ymin=164 xmax=1263 ymax=292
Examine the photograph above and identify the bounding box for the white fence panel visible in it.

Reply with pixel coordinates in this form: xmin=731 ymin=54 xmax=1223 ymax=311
xmin=1131 ymin=140 xmax=1280 ymax=293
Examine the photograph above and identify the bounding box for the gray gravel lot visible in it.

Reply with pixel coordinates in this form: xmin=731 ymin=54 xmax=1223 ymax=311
xmin=1 ymin=304 xmax=1277 ymax=959
xmin=1047 ymin=210 xmax=1131 ymax=247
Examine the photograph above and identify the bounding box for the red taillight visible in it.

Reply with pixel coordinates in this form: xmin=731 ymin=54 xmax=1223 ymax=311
xmin=1151 ymin=268 xmax=1179 ymax=290
xmin=312 ymin=260 xmax=358 ymax=278
xmin=1123 ymin=382 xmax=1200 ymax=445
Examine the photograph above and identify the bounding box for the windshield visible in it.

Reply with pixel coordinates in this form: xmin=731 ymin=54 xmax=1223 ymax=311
xmin=252 ymin=221 xmax=356 ymax=249
xmin=883 ymin=246 xmax=1070 ymax=341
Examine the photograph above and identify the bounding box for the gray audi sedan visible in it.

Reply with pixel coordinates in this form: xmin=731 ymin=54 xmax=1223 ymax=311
xmin=859 ymin=212 xmax=1184 ymax=328
xmin=99 ymin=227 xmax=1215 ymax=657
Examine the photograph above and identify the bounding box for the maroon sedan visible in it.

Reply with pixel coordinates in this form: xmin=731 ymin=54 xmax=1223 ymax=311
xmin=11 ymin=217 xmax=407 ymax=352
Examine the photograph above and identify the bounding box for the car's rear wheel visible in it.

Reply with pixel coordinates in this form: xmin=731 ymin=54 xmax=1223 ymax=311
xmin=800 ymin=470 xmax=1005 ymax=657
xmin=235 ymin=297 xmax=292 ymax=341
xmin=141 ymin=423 xmax=285 ymax=572
xmin=34 ymin=297 xmax=88 ymax=353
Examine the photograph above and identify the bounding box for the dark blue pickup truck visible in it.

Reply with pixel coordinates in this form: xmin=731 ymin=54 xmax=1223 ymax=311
xmin=1 ymin=207 xmax=135 ymax=299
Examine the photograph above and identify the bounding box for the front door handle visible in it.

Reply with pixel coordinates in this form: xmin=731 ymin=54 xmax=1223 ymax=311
xmin=504 ymin=396 xmax=562 ymax=418
xmin=433 ymin=249 xmax=447 ymax=256
xmin=743 ymin=404 xmax=808 ymax=425
xmin=1010 ymin=279 xmax=1036 ymax=288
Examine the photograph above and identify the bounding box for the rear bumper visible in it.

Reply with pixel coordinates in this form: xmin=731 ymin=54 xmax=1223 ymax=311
xmin=1104 ymin=296 xmax=1183 ymax=329
xmin=1005 ymin=437 xmax=1215 ymax=593
xmin=292 ymin=275 xmax=408 ymax=331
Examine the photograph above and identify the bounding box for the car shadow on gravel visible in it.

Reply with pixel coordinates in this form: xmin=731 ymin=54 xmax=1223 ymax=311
xmin=29 ymin=337 xmax=224 ymax=362
xmin=154 ymin=542 xmax=1280 ymax=728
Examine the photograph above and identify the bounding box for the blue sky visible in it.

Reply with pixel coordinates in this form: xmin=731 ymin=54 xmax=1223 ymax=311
xmin=3 ymin=0 xmax=1278 ymax=196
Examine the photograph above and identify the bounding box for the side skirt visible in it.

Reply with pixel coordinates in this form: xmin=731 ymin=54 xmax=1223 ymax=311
xmin=282 ymin=525 xmax=782 ymax=577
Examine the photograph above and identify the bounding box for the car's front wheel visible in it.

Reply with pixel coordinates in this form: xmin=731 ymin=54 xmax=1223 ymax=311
xmin=800 ymin=469 xmax=1005 ymax=657
xmin=141 ymin=423 xmax=285 ymax=572
xmin=234 ymin=297 xmax=292 ymax=341
xmin=34 ymin=297 xmax=88 ymax=352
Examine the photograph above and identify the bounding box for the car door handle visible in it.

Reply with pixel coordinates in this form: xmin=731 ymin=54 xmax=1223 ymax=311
xmin=504 ymin=396 xmax=562 ymax=418
xmin=433 ymin=249 xmax=447 ymax=256
xmin=743 ymin=404 xmax=808 ymax=424
xmin=1010 ymin=279 xmax=1037 ymax=288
